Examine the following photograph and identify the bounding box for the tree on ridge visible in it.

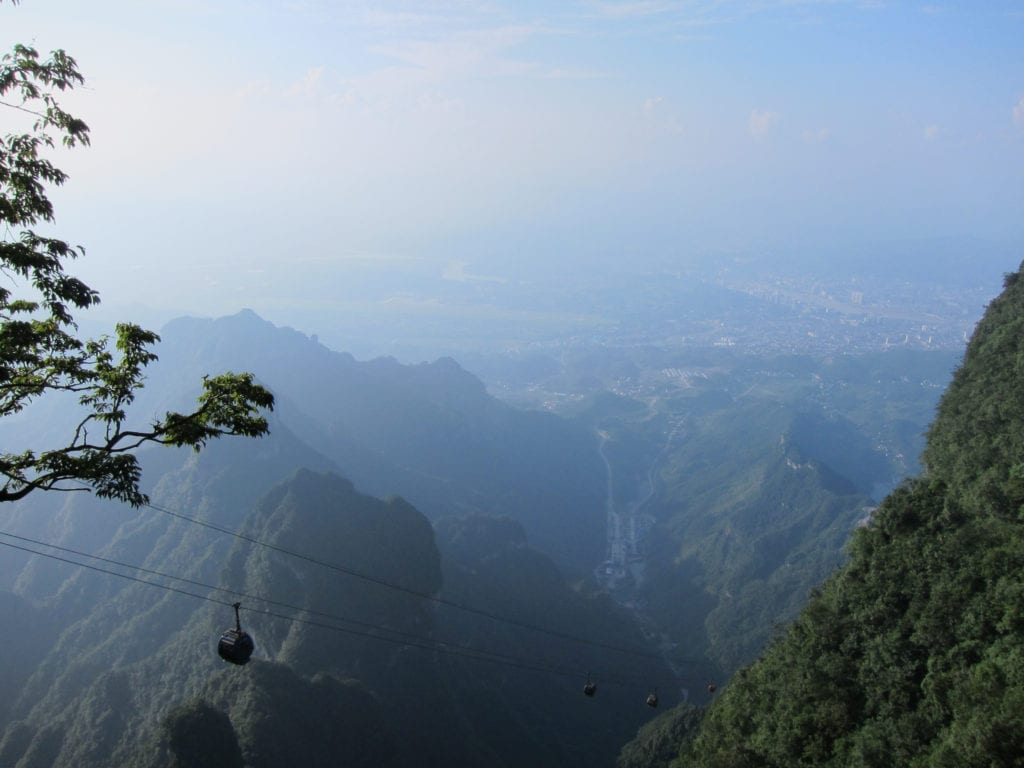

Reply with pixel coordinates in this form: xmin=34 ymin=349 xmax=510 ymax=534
xmin=1 ymin=4 xmax=275 ymax=505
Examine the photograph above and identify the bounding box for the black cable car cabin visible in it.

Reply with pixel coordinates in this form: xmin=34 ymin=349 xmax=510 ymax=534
xmin=583 ymin=674 xmax=597 ymax=697
xmin=218 ymin=602 xmax=254 ymax=665
xmin=646 ymin=689 xmax=658 ymax=708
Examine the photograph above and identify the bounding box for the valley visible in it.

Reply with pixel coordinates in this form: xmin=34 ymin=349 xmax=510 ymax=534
xmin=595 ymin=427 xmax=656 ymax=593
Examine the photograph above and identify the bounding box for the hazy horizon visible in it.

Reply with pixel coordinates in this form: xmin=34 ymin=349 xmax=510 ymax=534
xmin=5 ymin=0 xmax=1023 ymax=329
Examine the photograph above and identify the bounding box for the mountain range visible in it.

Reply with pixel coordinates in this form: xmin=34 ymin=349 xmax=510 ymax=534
xmin=0 ymin=293 xmax=976 ymax=766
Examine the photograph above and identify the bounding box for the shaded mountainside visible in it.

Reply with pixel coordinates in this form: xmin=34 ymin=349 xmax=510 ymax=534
xmin=0 ymin=454 xmax=668 ymax=768
xmin=648 ymin=261 xmax=1024 ymax=767
xmin=142 ymin=310 xmax=607 ymax=574
xmin=431 ymin=514 xmax=671 ymax=766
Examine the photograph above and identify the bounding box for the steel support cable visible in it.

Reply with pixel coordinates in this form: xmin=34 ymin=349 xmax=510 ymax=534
xmin=0 ymin=529 xmax=631 ymax=680
xmin=0 ymin=534 xmax=648 ymax=687
xmin=141 ymin=498 xmax=701 ymax=667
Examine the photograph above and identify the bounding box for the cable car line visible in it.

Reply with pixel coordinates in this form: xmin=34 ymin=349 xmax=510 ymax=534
xmin=0 ymin=536 xmax=648 ymax=688
xmin=0 ymin=537 xmax=235 ymax=609
xmin=0 ymin=534 xmax=654 ymax=688
xmin=0 ymin=528 xmax=450 ymax=644
xmin=0 ymin=529 xmax=442 ymax=646
xmin=140 ymin=498 xmax=695 ymax=666
xmin=0 ymin=529 xmax=639 ymax=681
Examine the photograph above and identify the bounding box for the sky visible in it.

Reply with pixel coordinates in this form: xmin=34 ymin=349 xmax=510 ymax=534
xmin=3 ymin=0 xmax=1024 ymax=320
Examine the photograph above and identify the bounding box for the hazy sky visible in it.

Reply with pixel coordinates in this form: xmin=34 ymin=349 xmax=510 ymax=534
xmin=4 ymin=0 xmax=1023 ymax=317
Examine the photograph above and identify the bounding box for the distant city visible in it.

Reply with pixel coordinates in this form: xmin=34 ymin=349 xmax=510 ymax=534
xmin=276 ymin=246 xmax=1009 ymax=369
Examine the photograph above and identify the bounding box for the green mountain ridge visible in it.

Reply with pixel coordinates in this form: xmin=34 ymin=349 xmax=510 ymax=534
xmin=633 ymin=261 xmax=1024 ymax=766
xmin=637 ymin=399 xmax=877 ymax=680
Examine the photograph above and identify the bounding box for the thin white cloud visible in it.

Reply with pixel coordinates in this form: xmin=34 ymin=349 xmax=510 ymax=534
xmin=275 ymin=1 xmax=510 ymax=34
xmin=1014 ymin=97 xmax=1024 ymax=127
xmin=576 ymin=0 xmax=890 ymax=30
xmin=749 ymin=108 xmax=780 ymax=138
xmin=802 ymin=127 xmax=831 ymax=143
xmin=587 ymin=1 xmax=678 ymax=19
xmin=370 ymin=24 xmax=543 ymax=80
xmin=643 ymin=96 xmax=664 ymax=117
xmin=537 ymin=67 xmax=609 ymax=80
xmin=289 ymin=66 xmax=325 ymax=97
xmin=640 ymin=96 xmax=684 ymax=135
xmin=442 ymin=260 xmax=506 ymax=283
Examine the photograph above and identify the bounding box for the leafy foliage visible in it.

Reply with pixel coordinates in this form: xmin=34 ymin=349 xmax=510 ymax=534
xmin=923 ymin=262 xmax=1024 ymax=517
xmin=0 ymin=15 xmax=274 ymax=505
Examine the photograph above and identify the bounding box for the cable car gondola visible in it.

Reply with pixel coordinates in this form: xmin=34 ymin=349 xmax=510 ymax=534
xmin=583 ymin=673 xmax=597 ymax=697
xmin=218 ymin=602 xmax=254 ymax=665
xmin=646 ymin=688 xmax=659 ymax=708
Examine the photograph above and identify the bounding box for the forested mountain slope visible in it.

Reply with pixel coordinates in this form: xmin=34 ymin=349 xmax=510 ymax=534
xmin=641 ymin=402 xmax=876 ymax=678
xmin=0 ymin=436 xmax=667 ymax=767
xmin=658 ymin=262 xmax=1024 ymax=766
